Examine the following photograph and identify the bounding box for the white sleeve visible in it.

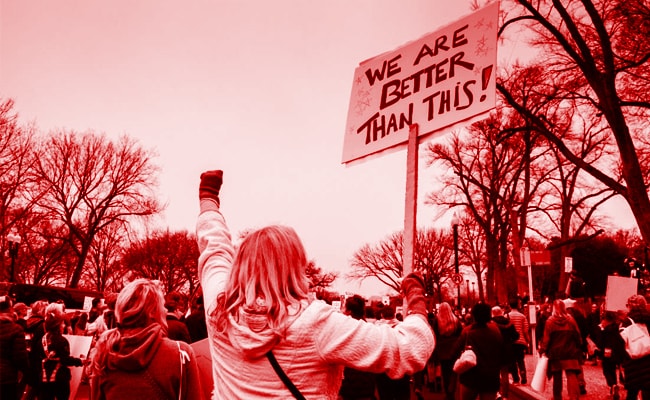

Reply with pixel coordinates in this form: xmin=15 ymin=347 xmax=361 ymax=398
xmin=315 ymin=308 xmax=434 ymax=378
xmin=196 ymin=208 xmax=235 ymax=315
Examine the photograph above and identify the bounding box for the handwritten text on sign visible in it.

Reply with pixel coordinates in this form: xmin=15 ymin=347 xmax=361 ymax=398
xmin=342 ymin=2 xmax=498 ymax=164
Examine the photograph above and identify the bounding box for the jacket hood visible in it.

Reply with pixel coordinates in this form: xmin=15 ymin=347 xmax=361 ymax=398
xmin=492 ymin=315 xmax=512 ymax=326
xmin=0 ymin=313 xmax=15 ymax=323
xmin=106 ymin=324 xmax=163 ymax=372
xmin=226 ymin=300 xmax=307 ymax=359
xmin=548 ymin=314 xmax=574 ymax=328
xmin=26 ymin=315 xmax=44 ymax=331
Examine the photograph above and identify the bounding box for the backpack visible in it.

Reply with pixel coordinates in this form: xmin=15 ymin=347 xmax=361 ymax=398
xmin=620 ymin=318 xmax=650 ymax=359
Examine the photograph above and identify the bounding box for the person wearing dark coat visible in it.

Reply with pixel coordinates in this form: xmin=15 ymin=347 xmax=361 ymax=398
xmin=339 ymin=295 xmax=377 ymax=400
xmin=41 ymin=311 xmax=83 ymax=400
xmin=507 ymin=300 xmax=530 ymax=385
xmin=432 ymin=302 xmax=463 ymax=400
xmin=22 ymin=300 xmax=48 ymax=400
xmin=164 ymin=291 xmax=191 ymax=343
xmin=586 ymin=303 xmax=602 ymax=346
xmin=620 ymin=294 xmax=650 ymax=400
xmin=451 ymin=302 xmax=505 ymax=400
xmin=0 ymin=295 xmax=29 ymax=400
xmin=565 ymin=270 xmax=586 ymax=300
xmin=563 ymin=298 xmax=588 ymax=394
xmin=374 ymin=307 xmax=411 ymax=400
xmin=491 ymin=306 xmax=519 ymax=399
xmin=183 ymin=291 xmax=207 ymax=343
xmin=539 ymin=299 xmax=583 ymax=400
xmin=592 ymin=310 xmax=625 ymax=399
xmin=535 ymin=302 xmax=551 ymax=351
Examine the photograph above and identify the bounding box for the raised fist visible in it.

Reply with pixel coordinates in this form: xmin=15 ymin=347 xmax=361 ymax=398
xmin=199 ymin=170 xmax=223 ymax=204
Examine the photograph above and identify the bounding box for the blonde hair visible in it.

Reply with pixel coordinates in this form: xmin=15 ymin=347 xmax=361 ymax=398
xmin=213 ymin=225 xmax=310 ymax=335
xmin=45 ymin=302 xmax=65 ymax=317
xmin=92 ymin=279 xmax=168 ymax=376
xmin=552 ymin=299 xmax=568 ymax=318
xmin=436 ymin=302 xmax=459 ymax=336
xmin=115 ymin=279 xmax=167 ymax=329
xmin=30 ymin=300 xmax=48 ymax=317
xmin=627 ymin=295 xmax=648 ymax=313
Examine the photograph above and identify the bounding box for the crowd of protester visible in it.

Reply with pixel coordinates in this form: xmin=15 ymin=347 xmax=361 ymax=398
xmin=335 ymin=280 xmax=650 ymax=400
xmin=0 ymin=286 xmax=643 ymax=400
xmin=3 ymin=168 xmax=650 ymax=400
xmin=0 ymin=283 xmax=208 ymax=400
xmin=5 ymin=281 xmax=645 ymax=400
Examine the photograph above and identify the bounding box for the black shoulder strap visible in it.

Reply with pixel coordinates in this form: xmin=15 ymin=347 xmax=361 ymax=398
xmin=266 ymin=351 xmax=306 ymax=400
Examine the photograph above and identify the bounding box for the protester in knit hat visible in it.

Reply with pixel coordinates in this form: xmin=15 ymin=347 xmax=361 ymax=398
xmin=22 ymin=300 xmax=48 ymax=400
xmin=13 ymin=302 xmax=29 ymax=329
xmin=42 ymin=309 xmax=83 ymax=400
xmin=44 ymin=312 xmax=65 ymax=334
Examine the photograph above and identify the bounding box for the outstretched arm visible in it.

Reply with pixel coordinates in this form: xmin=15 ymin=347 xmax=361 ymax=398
xmin=196 ymin=170 xmax=235 ymax=314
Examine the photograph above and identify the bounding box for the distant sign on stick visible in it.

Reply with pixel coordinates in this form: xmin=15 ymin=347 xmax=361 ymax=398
xmin=342 ymin=2 xmax=498 ymax=164
xmin=605 ymin=275 xmax=637 ymax=312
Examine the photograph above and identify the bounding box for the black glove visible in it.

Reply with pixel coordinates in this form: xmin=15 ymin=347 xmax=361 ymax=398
xmin=72 ymin=357 xmax=83 ymax=367
xmin=199 ymin=170 xmax=223 ymax=205
xmin=401 ymin=273 xmax=427 ymax=318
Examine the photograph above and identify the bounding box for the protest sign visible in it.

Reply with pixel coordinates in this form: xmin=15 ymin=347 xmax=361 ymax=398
xmin=342 ymin=2 xmax=498 ymax=164
xmin=605 ymin=275 xmax=638 ymax=312
xmin=64 ymin=334 xmax=93 ymax=400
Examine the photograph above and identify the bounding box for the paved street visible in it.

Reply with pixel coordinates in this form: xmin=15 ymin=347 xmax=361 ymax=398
xmin=418 ymin=354 xmax=618 ymax=400
xmin=521 ymin=354 xmax=616 ymax=400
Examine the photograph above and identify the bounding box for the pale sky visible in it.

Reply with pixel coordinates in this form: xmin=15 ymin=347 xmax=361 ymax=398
xmin=0 ymin=1 xmax=635 ymax=296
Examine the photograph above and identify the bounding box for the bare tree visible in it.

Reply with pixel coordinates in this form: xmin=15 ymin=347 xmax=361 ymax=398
xmin=456 ymin=215 xmax=488 ymax=302
xmin=499 ymin=0 xmax=650 ymax=242
xmin=30 ymin=131 xmax=162 ymax=287
xmin=430 ymin=52 xmax=623 ymax=301
xmin=82 ymin=222 xmax=129 ymax=292
xmin=349 ymin=228 xmax=455 ymax=297
xmin=349 ymin=231 xmax=403 ymax=293
xmin=120 ymin=229 xmax=199 ymax=296
xmin=306 ymin=260 xmax=338 ymax=297
xmin=413 ymin=228 xmax=455 ymax=303
xmin=426 ymin=111 xmax=539 ymax=303
xmin=0 ymin=99 xmax=36 ymax=279
xmin=15 ymin=212 xmax=73 ymax=286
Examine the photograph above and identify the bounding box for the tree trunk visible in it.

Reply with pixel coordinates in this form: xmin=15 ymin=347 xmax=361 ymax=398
xmin=69 ymin=243 xmax=90 ymax=288
xmin=486 ymin=236 xmax=501 ymax=303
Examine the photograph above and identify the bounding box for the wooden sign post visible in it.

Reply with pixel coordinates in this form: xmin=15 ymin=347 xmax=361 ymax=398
xmin=402 ymin=124 xmax=419 ymax=276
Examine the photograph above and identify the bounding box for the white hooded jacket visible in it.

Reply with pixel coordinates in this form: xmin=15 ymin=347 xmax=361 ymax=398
xmin=197 ymin=205 xmax=434 ymax=399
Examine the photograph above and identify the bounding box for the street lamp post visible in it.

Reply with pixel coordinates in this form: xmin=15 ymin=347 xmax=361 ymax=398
xmin=451 ymin=212 xmax=460 ymax=310
xmin=471 ymin=282 xmax=475 ymax=303
xmin=6 ymin=232 xmax=21 ymax=283
xmin=465 ymin=279 xmax=470 ymax=307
